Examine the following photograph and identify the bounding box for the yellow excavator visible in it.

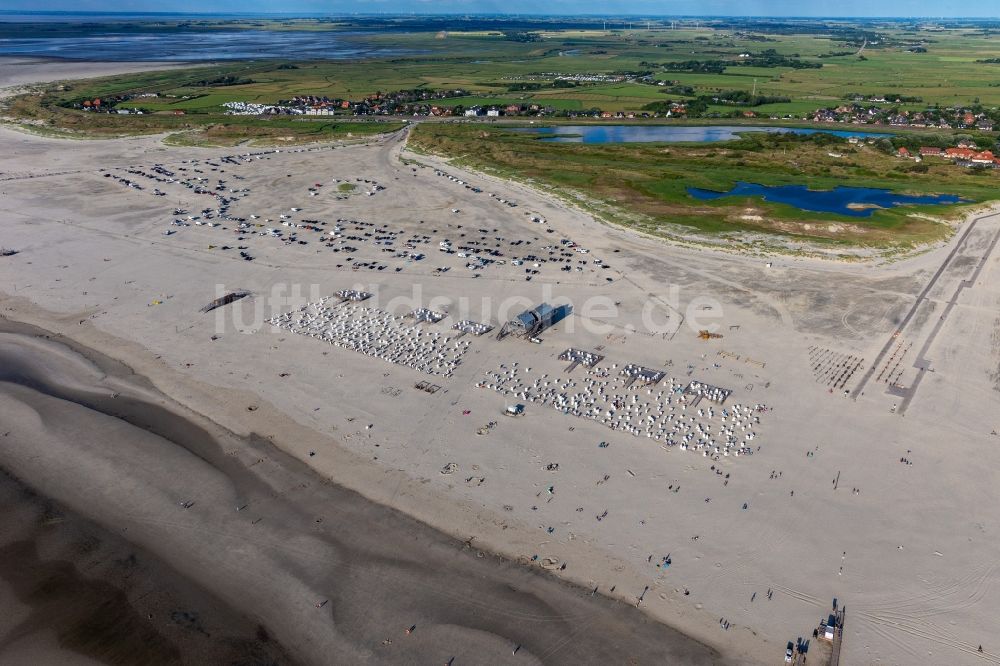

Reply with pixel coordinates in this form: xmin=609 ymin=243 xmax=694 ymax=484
xmin=698 ymin=330 xmax=723 ymax=340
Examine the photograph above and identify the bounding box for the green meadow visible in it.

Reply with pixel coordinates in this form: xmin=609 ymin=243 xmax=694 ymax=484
xmin=409 ymin=122 xmax=999 ymax=252
xmin=18 ymin=23 xmax=1000 ymax=120
xmin=6 ymin=18 xmax=999 ymax=248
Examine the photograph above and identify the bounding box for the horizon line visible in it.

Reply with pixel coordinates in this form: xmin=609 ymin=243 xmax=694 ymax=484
xmin=2 ymin=11 xmax=1000 ymax=20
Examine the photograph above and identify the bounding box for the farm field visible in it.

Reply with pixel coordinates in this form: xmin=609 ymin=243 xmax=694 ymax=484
xmin=12 ymin=20 xmax=1000 ymax=123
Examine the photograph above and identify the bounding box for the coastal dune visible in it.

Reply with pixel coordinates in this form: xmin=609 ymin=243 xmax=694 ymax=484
xmin=0 ymin=322 xmax=725 ymax=665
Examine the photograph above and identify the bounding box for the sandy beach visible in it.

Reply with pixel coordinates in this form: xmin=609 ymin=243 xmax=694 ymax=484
xmin=2 ymin=59 xmax=1000 ymax=665
xmin=0 ymin=318 xmax=722 ymax=664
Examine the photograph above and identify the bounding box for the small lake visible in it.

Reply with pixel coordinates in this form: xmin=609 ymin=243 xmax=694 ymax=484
xmin=511 ymin=125 xmax=890 ymax=144
xmin=687 ymin=182 xmax=965 ymax=217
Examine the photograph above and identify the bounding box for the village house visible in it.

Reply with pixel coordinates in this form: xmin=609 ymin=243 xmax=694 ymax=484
xmin=945 ymin=147 xmax=976 ymax=159
xmin=941 ymin=146 xmax=998 ymax=167
xmin=970 ymin=150 xmax=995 ymax=165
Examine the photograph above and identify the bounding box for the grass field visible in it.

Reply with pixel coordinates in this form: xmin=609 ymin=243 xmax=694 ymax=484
xmin=4 ymin=93 xmax=401 ymax=145
xmin=5 ymin=17 xmax=1000 ymax=245
xmin=14 ymin=22 xmax=1000 ymax=121
xmin=409 ymin=122 xmax=999 ymax=254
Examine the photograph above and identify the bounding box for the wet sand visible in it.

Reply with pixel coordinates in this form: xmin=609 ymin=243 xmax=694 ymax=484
xmin=0 ymin=469 xmax=291 ymax=665
xmin=0 ymin=57 xmax=187 ymax=91
xmin=0 ymin=318 xmax=726 ymax=665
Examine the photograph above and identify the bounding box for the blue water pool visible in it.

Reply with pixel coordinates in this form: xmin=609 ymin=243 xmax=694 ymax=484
xmin=687 ymin=182 xmax=965 ymax=217
xmin=510 ymin=125 xmax=891 ymax=144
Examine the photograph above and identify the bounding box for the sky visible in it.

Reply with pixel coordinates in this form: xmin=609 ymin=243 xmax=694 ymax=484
xmin=4 ymin=0 xmax=999 ymax=18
